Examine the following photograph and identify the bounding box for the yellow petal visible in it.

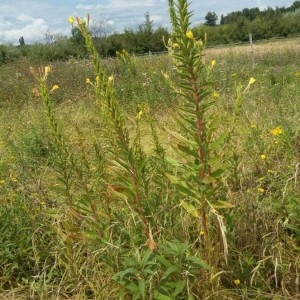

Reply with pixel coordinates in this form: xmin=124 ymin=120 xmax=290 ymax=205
xmin=249 ymin=77 xmax=256 ymax=85
xmin=68 ymin=16 xmax=75 ymax=24
xmin=186 ymin=30 xmax=194 ymax=39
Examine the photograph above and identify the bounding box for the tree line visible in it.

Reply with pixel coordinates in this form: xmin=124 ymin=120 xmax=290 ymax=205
xmin=200 ymin=1 xmax=300 ymax=44
xmin=0 ymin=1 xmax=300 ymax=63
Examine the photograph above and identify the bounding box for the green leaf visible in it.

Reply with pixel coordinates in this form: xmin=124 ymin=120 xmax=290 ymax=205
xmin=169 ymin=280 xmax=185 ymax=296
xmin=177 ymin=143 xmax=197 ymax=158
xmin=186 ymin=256 xmax=211 ymax=270
xmin=201 ymin=176 xmax=217 ymax=184
xmin=138 ymin=279 xmax=146 ymax=297
xmin=112 ymin=268 xmax=137 ymax=281
xmin=141 ymin=249 xmax=155 ymax=266
xmin=181 ymin=201 xmax=199 ymax=218
xmin=210 ymin=133 xmax=229 ymax=150
xmin=126 ymin=282 xmax=139 ymax=293
xmin=154 ymin=291 xmax=173 ymax=300
xmin=157 ymin=255 xmax=173 ymax=268
xmin=211 ymin=168 xmax=225 ymax=177
xmin=164 ymin=128 xmax=197 ymax=147
xmin=161 ymin=265 xmax=179 ymax=280
xmin=210 ymin=200 xmax=235 ymax=209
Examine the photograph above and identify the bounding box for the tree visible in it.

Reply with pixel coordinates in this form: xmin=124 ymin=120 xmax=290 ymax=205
xmin=137 ymin=12 xmax=154 ymax=52
xmin=19 ymin=36 xmax=25 ymax=46
xmin=204 ymin=12 xmax=218 ymax=26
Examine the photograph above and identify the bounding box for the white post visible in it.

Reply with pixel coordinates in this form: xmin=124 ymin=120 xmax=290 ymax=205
xmin=249 ymin=33 xmax=255 ymax=68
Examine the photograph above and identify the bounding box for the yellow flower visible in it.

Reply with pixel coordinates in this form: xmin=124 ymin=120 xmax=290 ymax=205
xmin=249 ymin=77 xmax=256 ymax=85
xmin=44 ymin=66 xmax=51 ymax=75
xmin=211 ymin=60 xmax=217 ymax=68
xmin=68 ymin=16 xmax=75 ymax=24
xmin=108 ymin=75 xmax=114 ymax=82
xmin=136 ymin=110 xmax=143 ymax=120
xmin=233 ymin=279 xmax=241 ymax=286
xmin=200 ymin=230 xmax=205 ymax=236
xmin=186 ymin=30 xmax=194 ymax=39
xmin=213 ymin=91 xmax=220 ymax=98
xmin=86 ymin=78 xmax=91 ymax=84
xmin=260 ymin=154 xmax=266 ymax=160
xmin=258 ymin=187 xmax=265 ymax=193
xmin=50 ymin=84 xmax=59 ymax=92
xmin=270 ymin=126 xmax=283 ymax=136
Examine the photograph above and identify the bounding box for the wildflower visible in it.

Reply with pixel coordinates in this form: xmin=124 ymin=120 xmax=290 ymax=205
xmin=233 ymin=279 xmax=241 ymax=286
xmin=270 ymin=126 xmax=283 ymax=136
xmin=86 ymin=78 xmax=91 ymax=84
xmin=44 ymin=66 xmax=51 ymax=76
xmin=213 ymin=91 xmax=220 ymax=98
xmin=50 ymin=84 xmax=59 ymax=93
xmin=108 ymin=75 xmax=114 ymax=82
xmin=186 ymin=30 xmax=194 ymax=39
xmin=249 ymin=77 xmax=256 ymax=85
xmin=68 ymin=16 xmax=75 ymax=24
xmin=258 ymin=187 xmax=265 ymax=193
xmin=200 ymin=230 xmax=205 ymax=236
xmin=136 ymin=110 xmax=143 ymax=120
xmin=260 ymin=154 xmax=266 ymax=160
xmin=211 ymin=60 xmax=217 ymax=68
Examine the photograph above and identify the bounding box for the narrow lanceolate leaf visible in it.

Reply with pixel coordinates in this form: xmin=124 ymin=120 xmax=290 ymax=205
xmin=181 ymin=201 xmax=199 ymax=218
xmin=165 ymin=173 xmax=198 ymax=198
xmin=210 ymin=200 xmax=235 ymax=209
xmin=210 ymin=132 xmax=229 ymax=151
xmin=185 ymin=256 xmax=211 ymax=270
xmin=177 ymin=143 xmax=197 ymax=158
xmin=164 ymin=128 xmax=198 ymax=147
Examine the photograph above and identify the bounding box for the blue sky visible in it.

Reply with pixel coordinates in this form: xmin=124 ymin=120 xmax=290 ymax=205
xmin=0 ymin=0 xmax=295 ymax=45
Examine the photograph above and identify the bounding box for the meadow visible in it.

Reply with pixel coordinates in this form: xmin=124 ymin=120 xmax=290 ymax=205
xmin=0 ymin=5 xmax=300 ymax=299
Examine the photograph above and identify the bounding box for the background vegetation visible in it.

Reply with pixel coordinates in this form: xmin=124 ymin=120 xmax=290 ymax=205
xmin=0 ymin=1 xmax=300 ymax=62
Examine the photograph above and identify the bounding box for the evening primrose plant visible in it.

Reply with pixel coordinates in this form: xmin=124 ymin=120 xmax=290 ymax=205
xmin=165 ymin=0 xmax=235 ymax=270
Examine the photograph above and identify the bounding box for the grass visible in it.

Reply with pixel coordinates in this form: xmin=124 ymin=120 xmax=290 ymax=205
xmin=0 ymin=19 xmax=300 ymax=299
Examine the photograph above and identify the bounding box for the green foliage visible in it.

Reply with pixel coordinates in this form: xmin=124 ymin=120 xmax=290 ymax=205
xmin=204 ymin=11 xmax=218 ymax=26
xmin=113 ymin=241 xmax=210 ymax=299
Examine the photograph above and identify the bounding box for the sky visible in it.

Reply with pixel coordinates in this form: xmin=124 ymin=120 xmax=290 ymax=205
xmin=0 ymin=0 xmax=295 ymax=45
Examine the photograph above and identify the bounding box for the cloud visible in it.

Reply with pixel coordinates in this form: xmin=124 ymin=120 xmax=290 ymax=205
xmin=0 ymin=14 xmax=48 ymax=44
xmin=0 ymin=0 xmax=293 ymax=44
